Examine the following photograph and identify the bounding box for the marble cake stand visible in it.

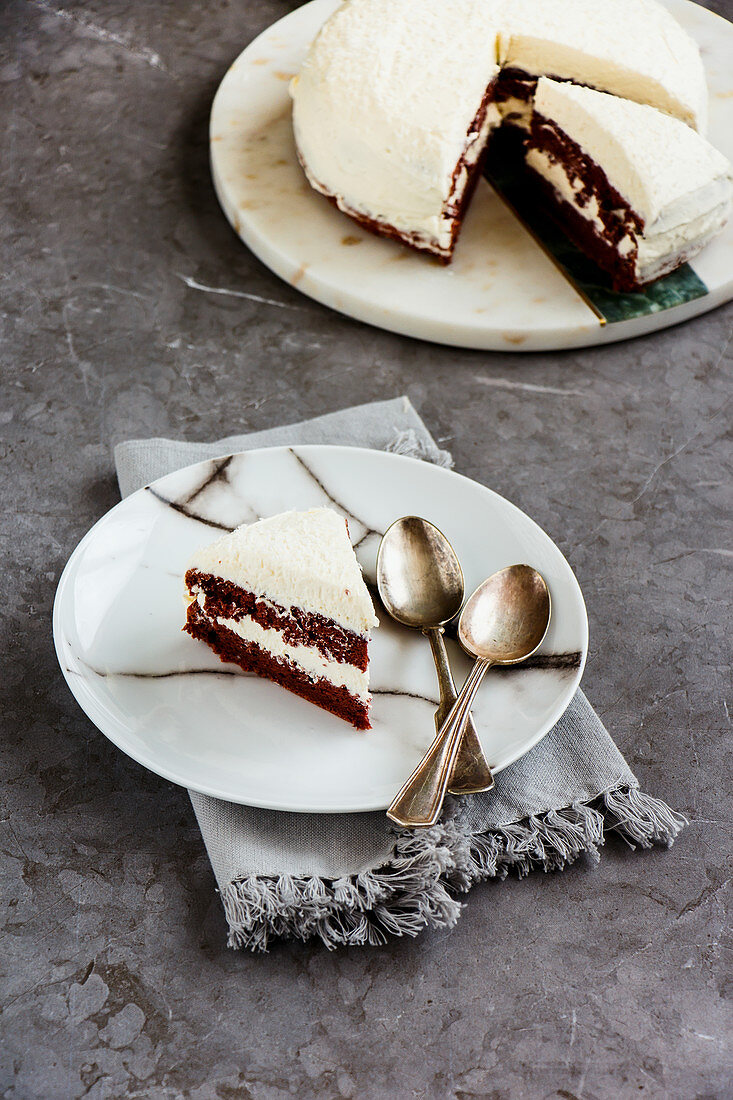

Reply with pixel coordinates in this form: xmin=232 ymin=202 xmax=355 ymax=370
xmin=209 ymin=0 xmax=733 ymax=351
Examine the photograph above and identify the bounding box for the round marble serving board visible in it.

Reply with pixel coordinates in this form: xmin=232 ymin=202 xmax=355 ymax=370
xmin=209 ymin=0 xmax=733 ymax=352
xmin=53 ymin=446 xmax=588 ymax=813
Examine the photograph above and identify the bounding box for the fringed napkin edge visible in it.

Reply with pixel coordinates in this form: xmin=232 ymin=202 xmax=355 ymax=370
xmin=220 ymin=783 xmax=686 ymax=952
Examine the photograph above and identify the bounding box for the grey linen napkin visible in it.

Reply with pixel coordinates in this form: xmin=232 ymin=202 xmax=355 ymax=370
xmin=114 ymin=396 xmax=685 ymax=951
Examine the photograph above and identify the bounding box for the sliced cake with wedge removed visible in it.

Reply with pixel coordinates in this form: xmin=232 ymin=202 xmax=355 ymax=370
xmin=183 ymin=508 xmax=379 ymax=729
xmin=289 ymin=0 xmax=712 ymax=265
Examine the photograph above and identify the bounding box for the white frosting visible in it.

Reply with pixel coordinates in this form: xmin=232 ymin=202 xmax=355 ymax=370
xmin=499 ymin=0 xmax=707 ymax=131
xmin=290 ymin=0 xmax=710 ymax=256
xmin=525 ymin=148 xmax=605 ymax=234
xmin=213 ymin=612 xmax=370 ymax=702
xmin=636 ymin=192 xmax=732 ymax=282
xmin=187 ymin=508 xmax=378 ymax=635
xmin=291 ymin=0 xmax=503 ymax=255
xmin=527 ymin=80 xmax=733 ymax=282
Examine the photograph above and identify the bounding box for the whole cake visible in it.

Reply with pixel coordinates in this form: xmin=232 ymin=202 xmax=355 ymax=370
xmin=525 ymin=79 xmax=733 ymax=291
xmin=183 ymin=508 xmax=379 ymax=729
xmin=289 ymin=0 xmax=729 ymax=284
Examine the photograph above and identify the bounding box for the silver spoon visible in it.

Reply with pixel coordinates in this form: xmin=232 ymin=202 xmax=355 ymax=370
xmin=387 ymin=565 xmax=551 ymax=828
xmin=377 ymin=517 xmax=493 ymax=794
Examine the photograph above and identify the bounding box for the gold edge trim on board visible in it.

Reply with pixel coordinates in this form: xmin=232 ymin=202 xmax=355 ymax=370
xmin=488 ymin=183 xmax=607 ymax=328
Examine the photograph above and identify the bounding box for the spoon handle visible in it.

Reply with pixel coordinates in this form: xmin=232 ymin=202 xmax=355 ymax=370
xmin=387 ymin=658 xmax=492 ymax=828
xmin=425 ymin=627 xmax=494 ymax=795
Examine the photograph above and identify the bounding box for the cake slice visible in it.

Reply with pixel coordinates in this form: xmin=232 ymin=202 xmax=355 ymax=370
xmin=183 ymin=508 xmax=379 ymax=729
xmin=290 ymin=0 xmax=503 ymax=262
xmin=525 ymin=79 xmax=733 ymax=291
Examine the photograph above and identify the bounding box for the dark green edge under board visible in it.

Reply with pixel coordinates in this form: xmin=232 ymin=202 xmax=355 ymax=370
xmin=483 ymin=132 xmax=709 ymax=326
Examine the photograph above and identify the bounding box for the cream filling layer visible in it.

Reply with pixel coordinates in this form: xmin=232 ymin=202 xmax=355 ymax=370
xmin=211 ymin=612 xmax=370 ymax=702
xmin=526 ymin=148 xmax=611 ymax=240
xmin=525 ymin=148 xmax=607 ymax=235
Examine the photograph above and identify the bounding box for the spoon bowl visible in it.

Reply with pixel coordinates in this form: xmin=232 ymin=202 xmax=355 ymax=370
xmin=377 ymin=516 xmax=464 ymax=628
xmin=387 ymin=563 xmax=551 ymax=828
xmin=459 ymin=564 xmax=551 ymax=664
xmin=377 ymin=516 xmax=493 ymax=796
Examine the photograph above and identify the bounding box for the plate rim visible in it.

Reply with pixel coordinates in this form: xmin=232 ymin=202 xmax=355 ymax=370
xmin=53 ymin=443 xmax=589 ymax=812
xmin=209 ymin=0 xmax=733 ymax=352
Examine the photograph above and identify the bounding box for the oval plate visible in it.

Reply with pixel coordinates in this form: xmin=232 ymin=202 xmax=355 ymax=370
xmin=209 ymin=0 xmax=733 ymax=351
xmin=53 ymin=446 xmax=588 ymax=812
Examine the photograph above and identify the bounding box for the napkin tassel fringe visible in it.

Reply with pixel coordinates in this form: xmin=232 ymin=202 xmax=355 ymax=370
xmin=221 ymin=823 xmax=464 ymax=952
xmin=220 ymin=785 xmax=685 ymax=951
xmin=453 ymin=783 xmax=685 ymax=888
xmin=601 ymin=784 xmax=687 ymax=850
xmin=453 ymin=800 xmax=605 ymax=887
xmin=385 ymin=427 xmax=453 ymax=469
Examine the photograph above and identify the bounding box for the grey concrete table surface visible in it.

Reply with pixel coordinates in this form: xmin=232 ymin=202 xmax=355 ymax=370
xmin=2 ymin=2 xmax=731 ymax=1097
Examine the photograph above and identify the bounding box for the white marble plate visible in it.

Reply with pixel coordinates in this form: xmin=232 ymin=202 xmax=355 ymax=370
xmin=209 ymin=0 xmax=733 ymax=351
xmin=53 ymin=447 xmax=588 ymax=812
